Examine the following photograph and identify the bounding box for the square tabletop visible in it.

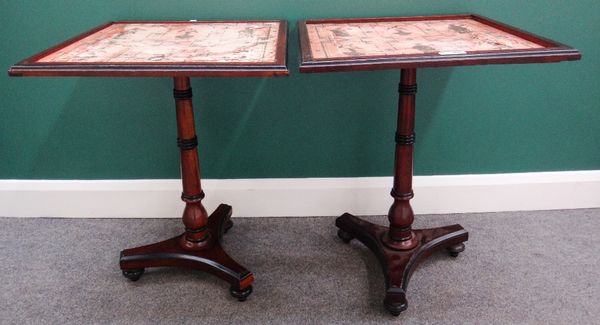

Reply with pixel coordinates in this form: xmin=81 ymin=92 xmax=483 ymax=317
xmin=9 ymin=20 xmax=288 ymax=77
xmin=299 ymin=14 xmax=580 ymax=72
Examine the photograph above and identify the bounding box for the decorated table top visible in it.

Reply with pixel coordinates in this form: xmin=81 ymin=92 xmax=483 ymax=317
xmin=9 ymin=20 xmax=288 ymax=77
xmin=299 ymin=14 xmax=580 ymax=72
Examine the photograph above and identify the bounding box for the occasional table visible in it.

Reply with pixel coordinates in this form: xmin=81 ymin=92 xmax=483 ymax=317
xmin=298 ymin=14 xmax=580 ymax=315
xmin=9 ymin=20 xmax=288 ymax=301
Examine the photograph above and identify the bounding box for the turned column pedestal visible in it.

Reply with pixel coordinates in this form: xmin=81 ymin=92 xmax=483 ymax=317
xmin=335 ymin=69 xmax=469 ymax=315
xmin=119 ymin=77 xmax=254 ymax=301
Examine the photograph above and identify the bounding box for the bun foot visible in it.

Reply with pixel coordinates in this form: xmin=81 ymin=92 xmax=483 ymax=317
xmin=224 ymin=219 xmax=234 ymax=234
xmin=230 ymin=285 xmax=253 ymax=302
xmin=447 ymin=243 xmax=465 ymax=257
xmin=337 ymin=229 xmax=354 ymax=243
xmin=384 ymin=287 xmax=408 ymax=316
xmin=122 ymin=268 xmax=145 ymax=281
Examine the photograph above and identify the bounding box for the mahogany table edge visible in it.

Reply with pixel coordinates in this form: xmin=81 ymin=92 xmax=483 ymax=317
xmin=7 ymin=68 xmax=289 ymax=78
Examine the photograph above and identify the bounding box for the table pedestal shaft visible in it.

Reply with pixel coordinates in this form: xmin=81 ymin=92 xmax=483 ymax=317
xmin=336 ymin=69 xmax=468 ymax=315
xmin=119 ymin=77 xmax=253 ymax=301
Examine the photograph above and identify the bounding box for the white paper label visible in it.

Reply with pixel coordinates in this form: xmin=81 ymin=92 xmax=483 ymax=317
xmin=438 ymin=51 xmax=467 ymax=55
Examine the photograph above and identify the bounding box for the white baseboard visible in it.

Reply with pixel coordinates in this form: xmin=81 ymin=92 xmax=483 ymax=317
xmin=1 ymin=171 xmax=599 ymax=218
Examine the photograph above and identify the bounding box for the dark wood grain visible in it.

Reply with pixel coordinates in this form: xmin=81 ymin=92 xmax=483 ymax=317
xmin=174 ymin=77 xmax=209 ymax=249
xmin=384 ymin=69 xmax=419 ymax=250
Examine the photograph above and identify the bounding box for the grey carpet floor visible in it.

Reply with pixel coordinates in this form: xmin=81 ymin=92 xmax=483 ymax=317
xmin=1 ymin=209 xmax=599 ymax=324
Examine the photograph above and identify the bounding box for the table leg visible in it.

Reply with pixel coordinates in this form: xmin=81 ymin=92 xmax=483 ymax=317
xmin=335 ymin=68 xmax=468 ymax=315
xmin=119 ymin=77 xmax=253 ymax=301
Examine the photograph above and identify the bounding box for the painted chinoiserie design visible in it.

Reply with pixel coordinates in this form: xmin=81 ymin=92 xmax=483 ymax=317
xmin=299 ymin=14 xmax=580 ymax=315
xmin=9 ymin=20 xmax=289 ymax=301
xmin=306 ymin=19 xmax=543 ymax=59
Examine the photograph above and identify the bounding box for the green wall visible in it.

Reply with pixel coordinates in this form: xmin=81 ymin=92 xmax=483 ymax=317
xmin=1 ymin=1 xmax=599 ymax=179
